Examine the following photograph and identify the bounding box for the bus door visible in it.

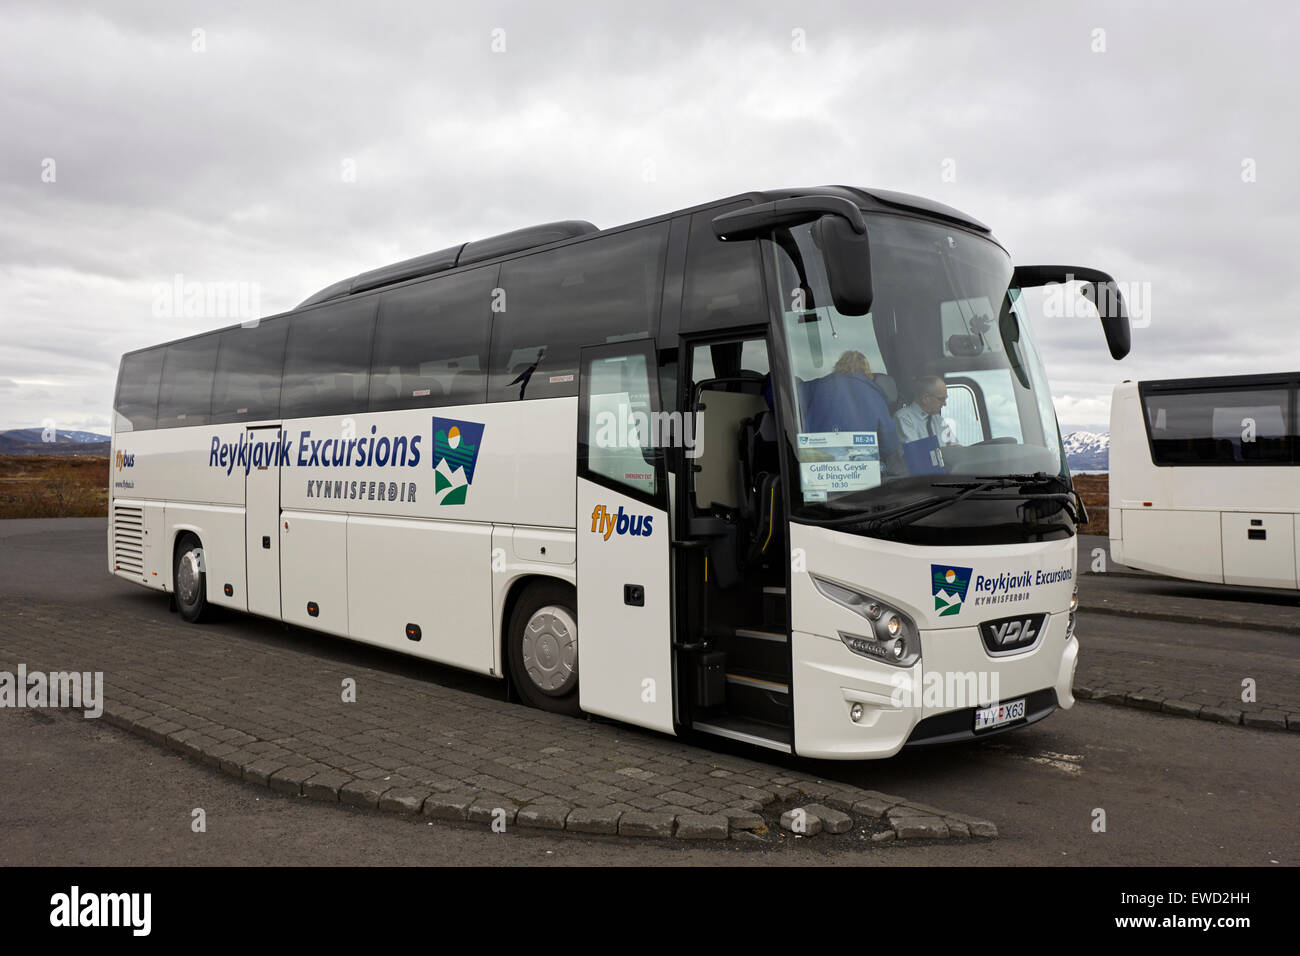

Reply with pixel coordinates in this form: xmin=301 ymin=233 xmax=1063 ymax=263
xmin=576 ymin=340 xmax=675 ymax=734
xmin=245 ymin=425 xmax=283 ymax=618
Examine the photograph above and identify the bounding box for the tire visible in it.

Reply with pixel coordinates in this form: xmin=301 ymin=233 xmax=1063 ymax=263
xmin=173 ymin=533 xmax=210 ymax=623
xmin=506 ymin=580 xmax=580 ymax=715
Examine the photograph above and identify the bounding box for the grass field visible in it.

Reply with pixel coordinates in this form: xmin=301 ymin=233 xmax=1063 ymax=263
xmin=0 ymin=455 xmax=109 ymax=519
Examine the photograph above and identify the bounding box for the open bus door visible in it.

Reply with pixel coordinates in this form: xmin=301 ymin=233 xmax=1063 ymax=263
xmin=575 ymin=339 xmax=676 ymax=734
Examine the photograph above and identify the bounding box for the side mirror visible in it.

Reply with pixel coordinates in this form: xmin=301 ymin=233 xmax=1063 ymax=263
xmin=1011 ymin=265 xmax=1131 ymax=360
xmin=711 ymin=196 xmax=873 ymax=317
xmin=811 ymin=214 xmax=873 ymax=316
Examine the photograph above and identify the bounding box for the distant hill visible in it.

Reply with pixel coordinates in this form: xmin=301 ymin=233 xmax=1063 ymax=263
xmin=0 ymin=428 xmax=110 ymax=457
xmin=1063 ymin=430 xmax=1109 ymax=472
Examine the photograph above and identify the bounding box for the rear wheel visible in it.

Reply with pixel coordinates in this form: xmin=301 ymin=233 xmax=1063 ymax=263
xmin=174 ymin=533 xmax=210 ymax=623
xmin=507 ymin=581 xmax=580 ymax=715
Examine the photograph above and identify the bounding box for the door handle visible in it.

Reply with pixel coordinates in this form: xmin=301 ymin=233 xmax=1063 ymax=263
xmin=262 ymin=535 xmax=271 ymax=549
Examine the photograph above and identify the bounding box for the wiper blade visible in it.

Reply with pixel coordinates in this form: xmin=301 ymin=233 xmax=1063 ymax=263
xmin=931 ymin=471 xmax=1067 ymax=490
xmin=867 ymin=474 xmax=1077 ymax=531
xmin=860 ymin=478 xmax=1011 ymax=531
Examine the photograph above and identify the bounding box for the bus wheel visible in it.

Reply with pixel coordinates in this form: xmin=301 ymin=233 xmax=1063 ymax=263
xmin=174 ymin=533 xmax=210 ymax=623
xmin=507 ymin=581 xmax=580 ymax=715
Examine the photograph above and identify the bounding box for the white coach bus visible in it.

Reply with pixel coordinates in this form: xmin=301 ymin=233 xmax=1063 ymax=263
xmin=1109 ymin=374 xmax=1298 ymax=590
xmin=110 ymin=186 xmax=1130 ymax=759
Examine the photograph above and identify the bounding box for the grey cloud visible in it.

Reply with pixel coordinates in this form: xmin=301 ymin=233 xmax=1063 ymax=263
xmin=0 ymin=0 xmax=1297 ymax=431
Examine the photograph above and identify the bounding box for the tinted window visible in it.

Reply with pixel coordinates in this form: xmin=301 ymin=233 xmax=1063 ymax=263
xmin=369 ymin=267 xmax=495 ymax=411
xmin=1143 ymin=387 xmax=1293 ymax=464
xmin=681 ymin=207 xmax=764 ymax=332
xmin=114 ymin=348 xmax=165 ymax=432
xmin=156 ymin=334 xmax=219 ymax=428
xmin=211 ymin=319 xmax=289 ymax=424
xmin=490 ymin=223 xmax=668 ymax=402
xmin=281 ymin=299 xmax=377 ymax=419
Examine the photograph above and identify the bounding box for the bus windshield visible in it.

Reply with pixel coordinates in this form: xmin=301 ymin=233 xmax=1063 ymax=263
xmin=770 ymin=214 xmax=1066 ymax=525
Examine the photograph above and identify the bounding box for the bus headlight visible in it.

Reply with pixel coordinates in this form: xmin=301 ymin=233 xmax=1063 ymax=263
xmin=1066 ymin=586 xmax=1078 ymax=640
xmin=813 ymin=575 xmax=921 ymax=667
xmin=1069 ymin=586 xmax=1079 ymax=614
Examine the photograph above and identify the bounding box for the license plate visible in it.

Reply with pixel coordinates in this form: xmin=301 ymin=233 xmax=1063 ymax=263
xmin=974 ymin=697 xmax=1026 ymax=731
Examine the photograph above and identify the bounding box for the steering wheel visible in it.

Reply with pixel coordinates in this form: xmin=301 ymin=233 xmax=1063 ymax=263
xmin=970 ymin=437 xmax=1018 ymax=447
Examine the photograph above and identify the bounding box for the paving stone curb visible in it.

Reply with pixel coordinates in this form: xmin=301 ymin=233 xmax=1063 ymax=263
xmin=100 ymin=685 xmax=998 ymax=842
xmin=1074 ymin=684 xmax=1300 ymax=733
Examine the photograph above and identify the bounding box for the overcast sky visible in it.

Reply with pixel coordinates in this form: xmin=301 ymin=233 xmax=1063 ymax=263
xmin=2 ymin=0 xmax=1297 ymax=435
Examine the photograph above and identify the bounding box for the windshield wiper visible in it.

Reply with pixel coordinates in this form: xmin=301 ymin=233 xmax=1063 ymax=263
xmin=800 ymin=473 xmax=1081 ymax=529
xmin=926 ymin=472 xmax=1082 ymax=525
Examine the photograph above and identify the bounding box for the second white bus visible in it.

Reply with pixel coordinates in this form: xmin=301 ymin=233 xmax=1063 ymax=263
xmin=1109 ymin=373 xmax=1299 ymax=589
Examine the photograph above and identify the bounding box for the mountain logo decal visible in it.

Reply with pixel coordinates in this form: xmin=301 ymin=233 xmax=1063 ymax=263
xmin=432 ymin=417 xmax=485 ymax=505
xmin=931 ymin=564 xmax=972 ymax=617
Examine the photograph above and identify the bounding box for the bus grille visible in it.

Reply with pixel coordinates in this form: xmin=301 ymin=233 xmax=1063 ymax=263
xmin=113 ymin=504 xmax=145 ymax=575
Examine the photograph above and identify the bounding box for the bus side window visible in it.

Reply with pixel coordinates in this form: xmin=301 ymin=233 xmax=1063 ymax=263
xmin=280 ymin=299 xmax=377 ymax=420
xmin=584 ymin=352 xmax=658 ymax=497
xmin=211 ymin=319 xmax=288 ymax=424
xmin=156 ymin=333 xmax=219 ymax=428
xmin=681 ymin=208 xmax=764 ymax=333
xmin=490 ymin=222 xmax=668 ymax=402
xmin=368 ymin=266 xmax=495 ymax=411
xmin=114 ymin=347 xmax=165 ymax=432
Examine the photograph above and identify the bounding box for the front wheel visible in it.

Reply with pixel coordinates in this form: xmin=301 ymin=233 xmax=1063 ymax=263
xmin=174 ymin=534 xmax=210 ymax=623
xmin=507 ymin=581 xmax=581 ymax=715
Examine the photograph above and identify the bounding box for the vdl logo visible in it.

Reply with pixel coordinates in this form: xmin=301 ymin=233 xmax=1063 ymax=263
xmin=931 ymin=564 xmax=972 ymax=617
xmin=114 ymin=450 xmax=135 ymax=471
xmin=431 ymin=417 xmax=484 ymax=506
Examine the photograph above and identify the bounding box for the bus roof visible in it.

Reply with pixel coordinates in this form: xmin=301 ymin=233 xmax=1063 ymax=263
xmin=297 ymin=185 xmax=993 ymax=309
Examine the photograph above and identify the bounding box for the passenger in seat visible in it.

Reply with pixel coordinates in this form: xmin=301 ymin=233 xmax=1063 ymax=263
xmin=801 ymin=351 xmax=905 ymax=476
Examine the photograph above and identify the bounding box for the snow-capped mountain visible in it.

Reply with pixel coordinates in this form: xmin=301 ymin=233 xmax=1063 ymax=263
xmin=1062 ymin=430 xmax=1109 ymax=472
xmin=0 ymin=428 xmax=111 ymax=456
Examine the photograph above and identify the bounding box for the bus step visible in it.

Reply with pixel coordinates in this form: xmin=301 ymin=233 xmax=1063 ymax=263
xmin=693 ymin=716 xmax=792 ymax=753
xmin=725 ymin=671 xmax=788 ymax=694
xmin=724 ymin=669 xmax=792 ymax=726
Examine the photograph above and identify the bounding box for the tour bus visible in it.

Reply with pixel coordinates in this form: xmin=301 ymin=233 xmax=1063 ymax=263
xmin=109 ymin=186 xmax=1130 ymax=759
xmin=1110 ymin=373 xmax=1298 ymax=590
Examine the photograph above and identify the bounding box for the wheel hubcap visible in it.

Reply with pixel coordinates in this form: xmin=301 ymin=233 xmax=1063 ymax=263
xmin=178 ymin=549 xmax=202 ymax=606
xmin=522 ymin=605 xmax=577 ymax=694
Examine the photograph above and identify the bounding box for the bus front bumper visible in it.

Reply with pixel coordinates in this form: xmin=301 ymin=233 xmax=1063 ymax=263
xmin=790 ymin=623 xmax=1078 ymax=760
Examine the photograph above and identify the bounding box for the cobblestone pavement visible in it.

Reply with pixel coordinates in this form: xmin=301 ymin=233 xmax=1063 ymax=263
xmin=0 ymin=597 xmax=993 ymax=843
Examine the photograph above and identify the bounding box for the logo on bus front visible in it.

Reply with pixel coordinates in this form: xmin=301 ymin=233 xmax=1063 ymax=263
xmin=931 ymin=564 xmax=972 ymax=617
xmin=432 ymin=417 xmax=485 ymax=506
